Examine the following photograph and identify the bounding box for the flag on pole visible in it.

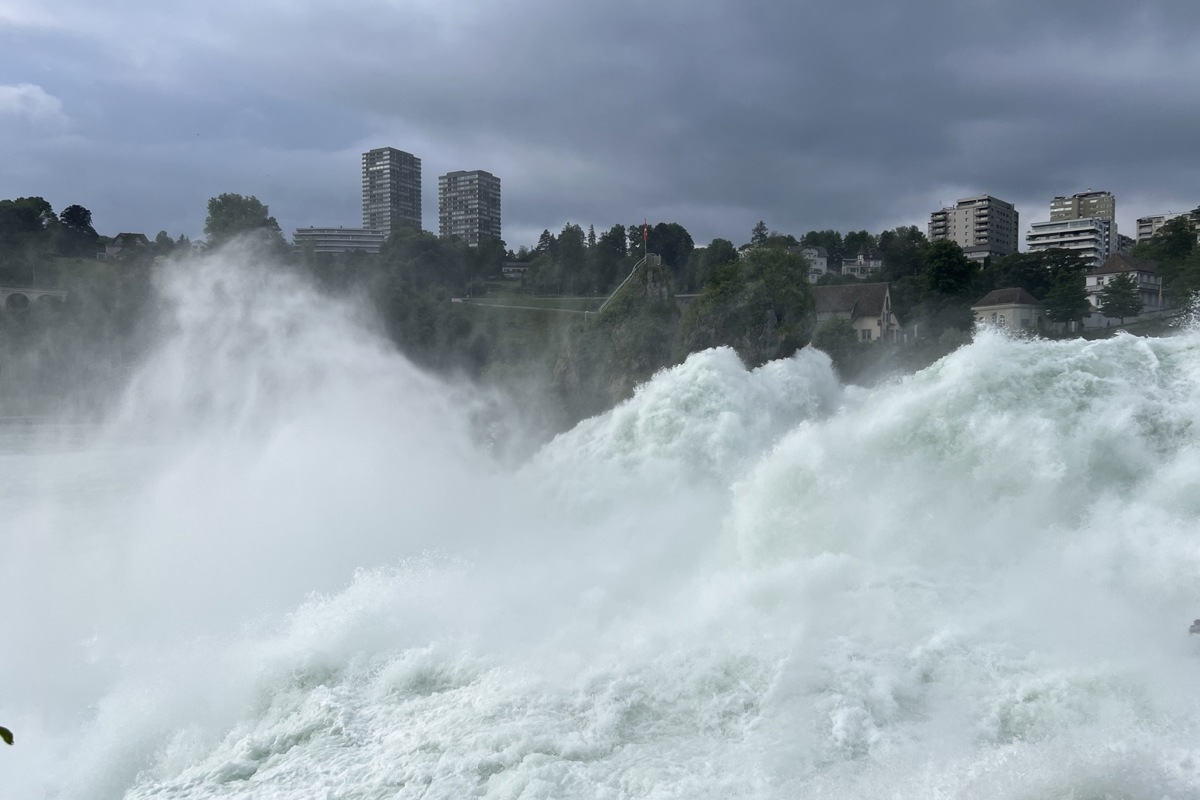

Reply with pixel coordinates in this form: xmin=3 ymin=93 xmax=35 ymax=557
xmin=643 ymin=220 xmax=648 ymax=243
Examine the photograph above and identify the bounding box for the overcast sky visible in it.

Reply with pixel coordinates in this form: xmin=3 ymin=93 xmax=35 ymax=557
xmin=2 ymin=0 xmax=1198 ymax=251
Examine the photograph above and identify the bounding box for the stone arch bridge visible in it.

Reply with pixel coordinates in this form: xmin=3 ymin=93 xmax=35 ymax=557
xmin=0 ymin=286 xmax=68 ymax=313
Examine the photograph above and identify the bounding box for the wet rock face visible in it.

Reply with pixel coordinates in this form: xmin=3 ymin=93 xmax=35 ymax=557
xmin=552 ymin=258 xmax=682 ymax=420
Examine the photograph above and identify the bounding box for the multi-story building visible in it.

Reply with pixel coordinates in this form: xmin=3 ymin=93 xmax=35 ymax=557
xmin=293 ymin=227 xmax=386 ymax=254
xmin=1050 ymin=190 xmax=1115 ymax=222
xmin=1136 ymin=211 xmax=1195 ymax=242
xmin=793 ymin=244 xmax=828 ymax=281
xmin=1026 ymin=217 xmax=1115 ymax=267
xmin=928 ymin=195 xmax=1019 ymax=263
xmin=361 ymin=147 xmax=421 ymax=236
xmin=438 ymin=170 xmax=501 ymax=245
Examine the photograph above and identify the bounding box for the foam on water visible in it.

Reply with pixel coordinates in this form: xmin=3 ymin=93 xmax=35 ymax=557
xmin=4 ymin=251 xmax=1200 ymax=799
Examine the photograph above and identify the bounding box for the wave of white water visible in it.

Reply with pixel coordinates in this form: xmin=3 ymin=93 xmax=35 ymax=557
xmin=4 ymin=251 xmax=1200 ymax=799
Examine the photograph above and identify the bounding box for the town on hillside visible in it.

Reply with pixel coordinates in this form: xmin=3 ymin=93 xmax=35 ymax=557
xmin=3 ymin=147 xmax=1199 ymax=420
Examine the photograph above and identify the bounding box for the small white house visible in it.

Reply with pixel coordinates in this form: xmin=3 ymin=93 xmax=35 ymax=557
xmin=972 ymin=287 xmax=1045 ymax=330
xmin=793 ymin=245 xmax=829 ymax=281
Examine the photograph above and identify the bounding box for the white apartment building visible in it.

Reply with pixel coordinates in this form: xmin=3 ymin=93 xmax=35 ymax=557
xmin=1026 ymin=217 xmax=1115 ymax=267
xmin=793 ymin=245 xmax=828 ymax=281
xmin=928 ymin=195 xmax=1019 ymax=263
xmin=293 ymin=227 xmax=386 ymax=254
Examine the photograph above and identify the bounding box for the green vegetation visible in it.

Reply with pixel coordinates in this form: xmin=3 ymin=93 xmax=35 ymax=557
xmin=4 ymin=191 xmax=1191 ymax=429
xmin=676 ymin=246 xmax=813 ymax=367
xmin=204 ymin=193 xmax=288 ymax=254
xmin=1131 ymin=211 xmax=1200 ymax=302
xmin=1098 ymin=273 xmax=1143 ymax=324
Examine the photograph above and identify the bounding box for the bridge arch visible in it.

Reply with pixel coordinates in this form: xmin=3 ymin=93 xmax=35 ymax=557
xmin=0 ymin=287 xmax=68 ymax=314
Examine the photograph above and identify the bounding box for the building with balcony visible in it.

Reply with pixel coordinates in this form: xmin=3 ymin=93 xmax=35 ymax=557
xmin=928 ymin=195 xmax=1019 ymax=263
xmin=1026 ymin=217 xmax=1115 ymax=268
xmin=293 ymin=227 xmax=386 ymax=254
xmin=362 ymin=147 xmax=421 ymax=236
xmin=438 ymin=170 xmax=501 ymax=245
xmin=1050 ymin=190 xmax=1115 ymax=222
xmin=841 ymin=249 xmax=884 ymax=278
xmin=789 ymin=245 xmax=829 ymax=280
xmin=1136 ymin=211 xmax=1198 ymax=242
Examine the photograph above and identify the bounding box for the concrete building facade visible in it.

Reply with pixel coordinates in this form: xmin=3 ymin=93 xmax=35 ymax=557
xmin=438 ymin=170 xmax=501 ymax=245
xmin=1050 ymin=190 xmax=1115 ymax=222
xmin=1136 ymin=211 xmax=1196 ymax=242
xmin=362 ymin=147 xmax=422 ymax=236
xmin=293 ymin=227 xmax=386 ymax=254
xmin=928 ymin=195 xmax=1019 ymax=263
xmin=1026 ymin=217 xmax=1115 ymax=267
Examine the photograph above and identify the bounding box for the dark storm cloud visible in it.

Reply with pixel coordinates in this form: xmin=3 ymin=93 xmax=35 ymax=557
xmin=2 ymin=0 xmax=1198 ymax=248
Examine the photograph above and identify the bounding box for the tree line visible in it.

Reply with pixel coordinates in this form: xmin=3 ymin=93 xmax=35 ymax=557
xmin=4 ymin=191 xmax=1197 ymax=425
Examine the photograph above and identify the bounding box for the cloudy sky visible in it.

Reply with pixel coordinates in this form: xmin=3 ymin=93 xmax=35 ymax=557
xmin=2 ymin=0 xmax=1198 ymax=251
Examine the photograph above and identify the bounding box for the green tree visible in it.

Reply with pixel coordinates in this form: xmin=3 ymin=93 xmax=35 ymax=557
xmin=919 ymin=240 xmax=978 ymax=334
xmin=877 ymin=226 xmax=927 ymax=282
xmin=694 ymin=238 xmax=738 ymax=290
xmin=152 ymin=230 xmax=176 ymax=258
xmin=0 ymin=196 xmax=58 ymax=283
xmin=843 ymin=230 xmax=877 ymax=259
xmin=204 ymin=193 xmax=286 ymax=250
xmin=1097 ymin=272 xmax=1143 ymax=324
xmin=677 ymin=247 xmax=814 ymax=367
xmin=0 ymin=196 xmax=57 ymax=250
xmin=648 ymin=222 xmax=695 ymax=271
xmin=557 ymin=223 xmax=586 ymax=294
xmin=801 ymin=229 xmax=845 ymax=270
xmin=983 ymin=252 xmax=1055 ymax=299
xmin=1043 ymin=269 xmax=1090 ymax=328
xmin=1133 ymin=216 xmax=1195 ymax=264
xmin=57 ymin=203 xmax=99 ymax=258
xmin=1133 ymin=216 xmax=1199 ymax=301
xmin=750 ymin=220 xmax=769 ymax=248
xmin=627 ymin=221 xmax=655 ymax=256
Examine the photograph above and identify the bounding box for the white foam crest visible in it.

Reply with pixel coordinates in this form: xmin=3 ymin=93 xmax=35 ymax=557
xmin=530 ymin=346 xmax=843 ymax=503
xmin=729 ymin=328 xmax=1200 ymax=568
xmin=8 ymin=261 xmax=1200 ymax=798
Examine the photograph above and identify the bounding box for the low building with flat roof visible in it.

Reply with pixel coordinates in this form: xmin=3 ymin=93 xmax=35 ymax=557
xmin=293 ymin=227 xmax=385 ymax=254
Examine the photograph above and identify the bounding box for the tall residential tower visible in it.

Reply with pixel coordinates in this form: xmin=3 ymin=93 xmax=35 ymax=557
xmin=361 ymin=147 xmax=422 ymax=235
xmin=438 ymin=170 xmax=501 ymax=245
xmin=1026 ymin=190 xmax=1119 ymax=267
xmin=928 ymin=195 xmax=1019 ymax=263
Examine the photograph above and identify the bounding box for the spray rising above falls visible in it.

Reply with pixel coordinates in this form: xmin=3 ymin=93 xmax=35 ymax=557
xmin=4 ymin=250 xmax=1200 ymax=799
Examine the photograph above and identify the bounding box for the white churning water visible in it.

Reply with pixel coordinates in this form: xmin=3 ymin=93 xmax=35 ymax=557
xmin=4 ymin=250 xmax=1200 ymax=799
